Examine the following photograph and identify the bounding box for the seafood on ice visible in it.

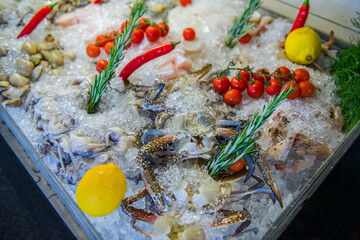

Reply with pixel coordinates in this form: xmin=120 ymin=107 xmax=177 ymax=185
xmin=0 ymin=0 xmax=347 ymax=239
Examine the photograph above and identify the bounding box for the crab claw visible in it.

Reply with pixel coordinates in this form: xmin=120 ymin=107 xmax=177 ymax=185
xmin=243 ymin=154 xmax=256 ymax=183
xmin=254 ymin=153 xmax=283 ymax=208
xmin=230 ymin=175 xmax=276 ymax=204
xmin=147 ymin=83 xmax=165 ymax=101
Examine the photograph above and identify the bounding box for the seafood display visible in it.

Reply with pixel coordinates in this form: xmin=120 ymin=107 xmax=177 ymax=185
xmin=0 ymin=0 xmax=355 ymax=239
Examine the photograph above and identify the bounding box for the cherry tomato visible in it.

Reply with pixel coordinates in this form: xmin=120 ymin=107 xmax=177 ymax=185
xmin=266 ymin=78 xmax=282 ymax=96
xmin=239 ymin=33 xmax=252 ymax=44
xmin=104 ymin=41 xmax=114 ymax=55
xmin=247 ymin=80 xmax=264 ymax=98
xmin=183 ymin=28 xmax=196 ymax=41
xmin=96 ymin=59 xmax=108 ymax=72
xmin=131 ymin=29 xmax=144 ymax=44
xmin=137 ymin=17 xmax=150 ymax=31
xmin=213 ymin=76 xmax=230 ymax=94
xmin=253 ymin=68 xmax=270 ymax=83
xmin=224 ymin=89 xmax=242 ymax=106
xmin=293 ymin=68 xmax=310 ymax=83
xmin=95 ymin=35 xmax=108 ymax=47
xmin=108 ymin=31 xmax=120 ymax=41
xmin=145 ymin=25 xmax=162 ymax=42
xmin=273 ymin=66 xmax=293 ymax=82
xmin=86 ymin=44 xmax=100 ymax=58
xmin=299 ymin=81 xmax=315 ymax=98
xmin=121 ymin=21 xmax=131 ymax=33
xmin=228 ymin=158 xmax=246 ymax=172
xmin=239 ymin=69 xmax=251 ymax=81
xmin=281 ymin=81 xmax=300 ymax=99
xmin=158 ymin=22 xmax=169 ymax=37
xmin=231 ymin=76 xmax=248 ymax=92
xmin=180 ymin=0 xmax=191 ymax=7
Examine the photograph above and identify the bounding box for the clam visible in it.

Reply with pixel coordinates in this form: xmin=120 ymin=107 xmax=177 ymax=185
xmin=31 ymin=64 xmax=44 ymax=81
xmin=21 ymin=42 xmax=37 ymax=55
xmin=30 ymin=53 xmax=43 ymax=66
xmin=9 ymin=73 xmax=30 ymax=87
xmin=15 ymin=59 xmax=35 ymax=77
xmin=0 ymin=46 xmax=7 ymax=57
xmin=0 ymin=81 xmax=10 ymax=91
xmin=2 ymin=99 xmax=22 ymax=108
xmin=2 ymin=85 xmax=30 ymax=99
xmin=50 ymin=68 xmax=63 ymax=75
xmin=42 ymin=50 xmax=64 ymax=67
xmin=37 ymin=42 xmax=51 ymax=52
xmin=63 ymin=50 xmax=76 ymax=61
xmin=45 ymin=34 xmax=55 ymax=42
xmin=50 ymin=50 xmax=64 ymax=66
xmin=0 ymin=72 xmax=9 ymax=82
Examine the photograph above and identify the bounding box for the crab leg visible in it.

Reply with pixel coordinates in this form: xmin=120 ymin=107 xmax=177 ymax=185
xmin=253 ymin=153 xmax=283 ymax=208
xmin=230 ymin=175 xmax=277 ymax=204
xmin=138 ymin=136 xmax=177 ymax=208
xmin=121 ymin=187 xmax=159 ymax=224
xmin=217 ymin=128 xmax=283 ymax=207
xmin=218 ymin=120 xmax=247 ymax=132
xmin=211 ymin=209 xmax=250 ymax=228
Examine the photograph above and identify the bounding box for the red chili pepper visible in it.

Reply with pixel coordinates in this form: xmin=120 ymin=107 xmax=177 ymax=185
xmin=17 ymin=2 xmax=58 ymax=39
xmin=119 ymin=41 xmax=180 ymax=81
xmin=289 ymin=0 xmax=309 ymax=33
xmin=91 ymin=0 xmax=102 ymax=4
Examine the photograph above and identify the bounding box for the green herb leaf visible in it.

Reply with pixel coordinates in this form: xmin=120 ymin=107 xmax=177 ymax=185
xmin=207 ymin=85 xmax=294 ymax=177
xmin=225 ymin=0 xmax=261 ymax=48
xmin=86 ymin=0 xmax=147 ymax=114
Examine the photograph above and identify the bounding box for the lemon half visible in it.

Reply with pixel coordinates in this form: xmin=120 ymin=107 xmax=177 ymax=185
xmin=284 ymin=27 xmax=322 ymax=65
xmin=76 ymin=163 xmax=127 ymax=217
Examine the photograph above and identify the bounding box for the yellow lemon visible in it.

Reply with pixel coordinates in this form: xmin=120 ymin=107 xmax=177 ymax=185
xmin=284 ymin=27 xmax=322 ymax=65
xmin=76 ymin=163 xmax=127 ymax=217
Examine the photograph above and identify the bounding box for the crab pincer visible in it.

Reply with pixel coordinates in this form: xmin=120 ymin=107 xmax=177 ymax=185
xmin=137 ymin=135 xmax=178 ymax=208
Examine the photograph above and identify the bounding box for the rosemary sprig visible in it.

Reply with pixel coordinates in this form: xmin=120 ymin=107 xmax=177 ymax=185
xmin=225 ymin=0 xmax=261 ymax=48
xmin=207 ymin=86 xmax=294 ymax=177
xmin=86 ymin=1 xmax=147 ymax=114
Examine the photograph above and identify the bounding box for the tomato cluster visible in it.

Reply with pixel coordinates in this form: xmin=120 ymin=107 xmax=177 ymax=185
xmin=85 ymin=17 xmax=170 ymax=72
xmin=213 ymin=66 xmax=315 ymax=107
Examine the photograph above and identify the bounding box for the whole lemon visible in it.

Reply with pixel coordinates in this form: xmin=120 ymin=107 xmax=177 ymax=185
xmin=284 ymin=27 xmax=322 ymax=65
xmin=76 ymin=163 xmax=127 ymax=217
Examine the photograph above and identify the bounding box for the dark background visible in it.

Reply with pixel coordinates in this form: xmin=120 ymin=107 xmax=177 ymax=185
xmin=0 ymin=133 xmax=359 ymax=240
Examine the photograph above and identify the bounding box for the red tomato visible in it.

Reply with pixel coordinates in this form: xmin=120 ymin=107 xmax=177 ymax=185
xmin=95 ymin=35 xmax=108 ymax=47
xmin=104 ymin=41 xmax=114 ymax=55
xmin=108 ymin=30 xmax=120 ymax=41
xmin=120 ymin=21 xmax=131 ymax=33
xmin=183 ymin=28 xmax=196 ymax=41
xmin=158 ymin=22 xmax=169 ymax=37
xmin=231 ymin=76 xmax=248 ymax=92
xmin=137 ymin=17 xmax=150 ymax=31
xmin=239 ymin=69 xmax=251 ymax=81
xmin=145 ymin=25 xmax=162 ymax=42
xmin=293 ymin=68 xmax=310 ymax=83
xmin=228 ymin=158 xmax=246 ymax=172
xmin=131 ymin=29 xmax=144 ymax=44
xmin=273 ymin=66 xmax=293 ymax=82
xmin=299 ymin=81 xmax=315 ymax=98
xmin=239 ymin=33 xmax=252 ymax=44
xmin=86 ymin=44 xmax=100 ymax=58
xmin=96 ymin=59 xmax=108 ymax=72
xmin=180 ymin=0 xmax=191 ymax=7
xmin=213 ymin=76 xmax=230 ymax=94
xmin=247 ymin=80 xmax=264 ymax=98
xmin=281 ymin=81 xmax=300 ymax=99
xmin=253 ymin=68 xmax=270 ymax=83
xmin=266 ymin=78 xmax=282 ymax=96
xmin=224 ymin=89 xmax=242 ymax=106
